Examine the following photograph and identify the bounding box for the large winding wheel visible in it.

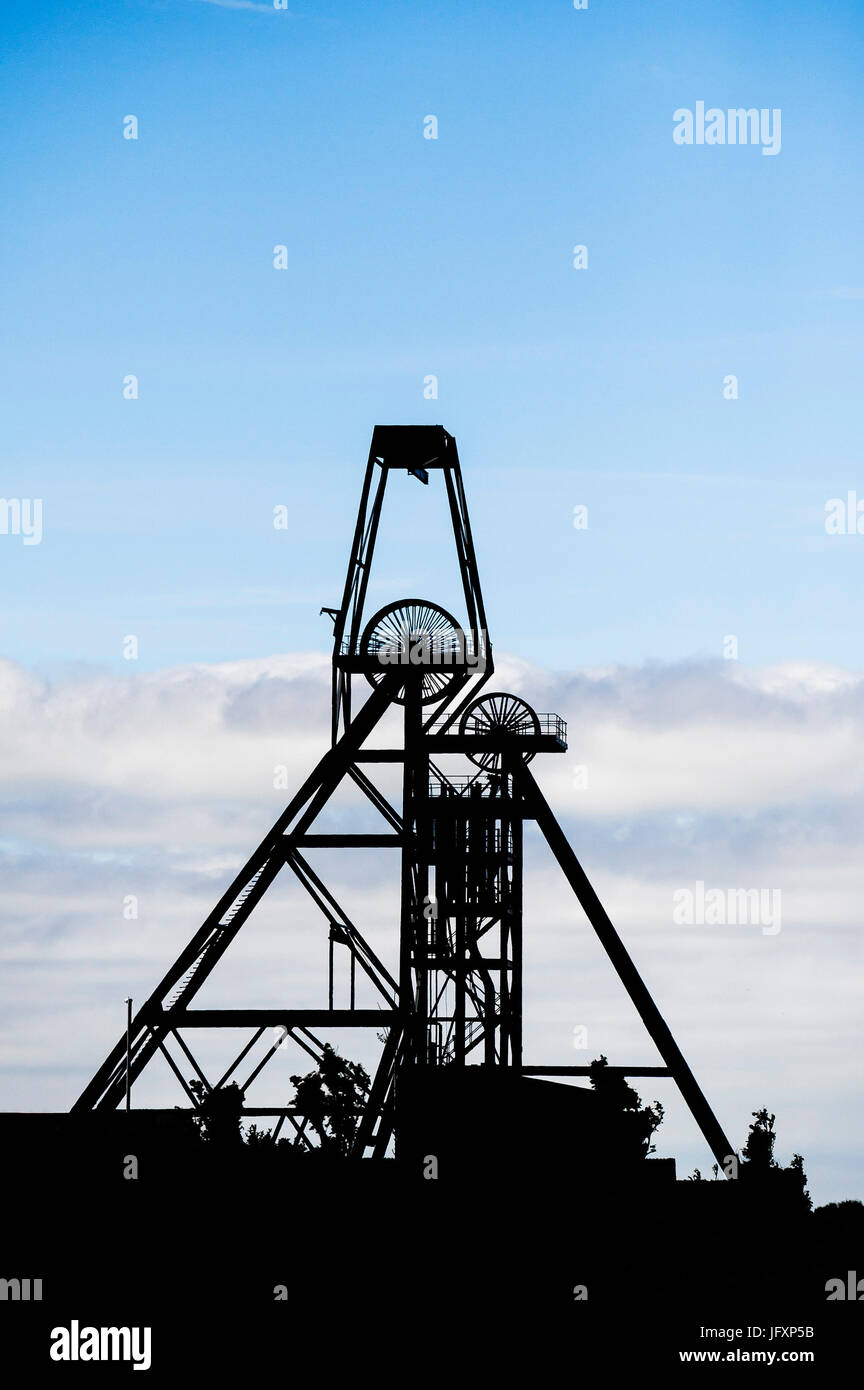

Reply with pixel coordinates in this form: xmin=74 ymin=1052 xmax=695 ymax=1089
xmin=459 ymin=691 xmax=541 ymax=772
xmin=360 ymin=599 xmax=469 ymax=705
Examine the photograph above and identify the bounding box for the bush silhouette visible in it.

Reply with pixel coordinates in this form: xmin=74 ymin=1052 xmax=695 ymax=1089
xmin=188 ymin=1079 xmax=245 ymax=1149
xmin=588 ymin=1054 xmax=664 ymax=1161
xmin=741 ymin=1108 xmax=811 ymax=1212
xmin=289 ymin=1044 xmax=371 ymax=1157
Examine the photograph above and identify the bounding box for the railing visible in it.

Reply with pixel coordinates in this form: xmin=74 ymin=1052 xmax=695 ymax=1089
xmin=428 ymin=774 xmax=496 ymax=798
xmin=428 ymin=712 xmax=567 ymax=742
xmin=339 ymin=635 xmax=488 ymax=662
xmin=538 ymin=713 xmax=568 ymax=742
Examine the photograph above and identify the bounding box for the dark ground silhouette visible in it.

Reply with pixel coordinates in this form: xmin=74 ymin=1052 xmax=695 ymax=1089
xmin=1 ymin=1074 xmax=860 ymax=1375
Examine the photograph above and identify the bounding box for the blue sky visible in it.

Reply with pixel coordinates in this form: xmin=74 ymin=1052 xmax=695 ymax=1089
xmin=1 ymin=1 xmax=863 ymax=1203
xmin=1 ymin=0 xmax=863 ymax=671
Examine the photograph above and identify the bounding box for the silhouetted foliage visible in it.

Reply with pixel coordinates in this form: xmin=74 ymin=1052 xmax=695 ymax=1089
xmin=188 ymin=1079 xmax=245 ymax=1149
xmin=289 ymin=1044 xmax=371 ymax=1157
xmin=742 ymin=1107 xmax=776 ymax=1170
xmin=588 ymin=1055 xmax=664 ymax=1160
xmin=814 ymin=1198 xmax=864 ymax=1223
xmin=789 ymin=1153 xmax=811 ymax=1208
xmin=244 ymin=1122 xmax=276 ymax=1149
xmin=741 ymin=1107 xmax=811 ymax=1212
xmin=812 ymin=1199 xmax=864 ymax=1247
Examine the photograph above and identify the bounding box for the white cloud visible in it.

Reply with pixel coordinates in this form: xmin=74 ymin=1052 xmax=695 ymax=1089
xmin=4 ymin=652 xmax=864 ymax=839
xmin=0 ymin=651 xmax=861 ymax=1202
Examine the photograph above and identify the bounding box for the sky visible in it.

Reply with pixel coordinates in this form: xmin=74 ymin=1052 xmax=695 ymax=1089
xmin=0 ymin=0 xmax=862 ymax=1203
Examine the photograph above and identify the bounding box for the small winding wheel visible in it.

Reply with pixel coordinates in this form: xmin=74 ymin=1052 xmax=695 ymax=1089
xmin=458 ymin=691 xmax=541 ymax=772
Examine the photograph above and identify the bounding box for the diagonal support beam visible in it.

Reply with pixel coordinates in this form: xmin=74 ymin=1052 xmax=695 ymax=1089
xmin=512 ymin=761 xmax=736 ymax=1171
xmin=351 ymin=1024 xmax=402 ymax=1158
xmin=347 ymin=763 xmax=403 ymax=832
xmin=285 ymin=849 xmax=398 ymax=1002
xmin=216 ymin=1028 xmax=265 ymax=1089
xmin=73 ymin=674 xmax=404 ymax=1113
xmin=158 ymin=1040 xmax=199 ymax=1105
xmin=171 ymin=1029 xmax=212 ymax=1092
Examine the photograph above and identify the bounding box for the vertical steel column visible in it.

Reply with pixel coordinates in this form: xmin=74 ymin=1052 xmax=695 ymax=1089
xmin=508 ymin=768 xmax=523 ymax=1070
xmin=331 ymin=455 xmax=389 ymax=742
xmin=399 ymin=677 xmax=425 ymax=1069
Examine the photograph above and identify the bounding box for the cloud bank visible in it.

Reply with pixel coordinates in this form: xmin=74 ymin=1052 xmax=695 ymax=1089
xmin=0 ymin=651 xmax=861 ymax=1201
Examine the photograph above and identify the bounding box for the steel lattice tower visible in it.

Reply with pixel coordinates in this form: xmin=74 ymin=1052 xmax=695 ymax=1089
xmin=74 ymin=426 xmax=734 ymax=1169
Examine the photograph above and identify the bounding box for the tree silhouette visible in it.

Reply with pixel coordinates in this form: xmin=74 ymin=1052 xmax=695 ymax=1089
xmin=812 ymin=1198 xmax=864 ymax=1244
xmin=588 ymin=1055 xmax=664 ymax=1160
xmin=243 ymin=1122 xmax=270 ymax=1146
xmin=741 ymin=1107 xmax=811 ymax=1211
xmin=741 ymin=1107 xmax=776 ymax=1170
xmin=289 ymin=1044 xmax=371 ymax=1157
xmin=188 ymin=1079 xmax=245 ymax=1149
